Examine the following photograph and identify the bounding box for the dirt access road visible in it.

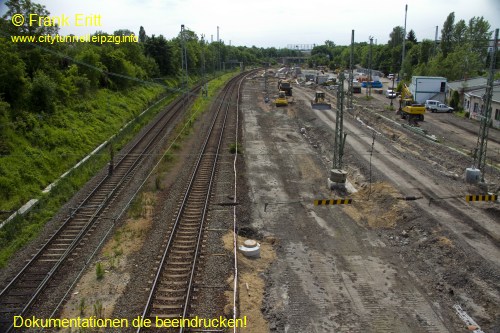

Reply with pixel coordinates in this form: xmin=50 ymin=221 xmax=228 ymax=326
xmin=239 ymin=73 xmax=499 ymax=332
xmin=368 ymin=77 xmax=500 ymax=168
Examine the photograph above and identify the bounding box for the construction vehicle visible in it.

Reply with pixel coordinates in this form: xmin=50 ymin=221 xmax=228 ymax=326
xmin=275 ymin=91 xmax=288 ymax=107
xmin=278 ymin=79 xmax=292 ymax=96
xmin=353 ymin=80 xmax=362 ymax=93
xmin=399 ymin=83 xmax=425 ymax=122
xmin=311 ymin=91 xmax=331 ymax=110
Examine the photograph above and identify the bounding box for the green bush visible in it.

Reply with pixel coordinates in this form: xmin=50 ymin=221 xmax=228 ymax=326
xmin=95 ymin=262 xmax=104 ymax=280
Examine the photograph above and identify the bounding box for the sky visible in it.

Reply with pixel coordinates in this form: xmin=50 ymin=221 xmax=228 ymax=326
xmin=1 ymin=0 xmax=499 ymax=47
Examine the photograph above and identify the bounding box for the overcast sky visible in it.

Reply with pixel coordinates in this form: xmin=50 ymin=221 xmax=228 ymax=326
xmin=1 ymin=0 xmax=499 ymax=47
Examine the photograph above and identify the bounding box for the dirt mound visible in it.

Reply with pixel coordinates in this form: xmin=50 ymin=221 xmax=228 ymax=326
xmin=343 ymin=182 xmax=410 ymax=228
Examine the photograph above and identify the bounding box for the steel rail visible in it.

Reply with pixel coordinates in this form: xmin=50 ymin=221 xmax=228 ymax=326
xmin=137 ymin=72 xmax=249 ymax=332
xmin=0 ymin=87 xmax=200 ymax=333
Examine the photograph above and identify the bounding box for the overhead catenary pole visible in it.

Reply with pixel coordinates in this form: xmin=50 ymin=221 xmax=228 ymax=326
xmin=400 ymin=4 xmax=408 ymax=80
xmin=369 ymin=36 xmax=373 ymax=97
xmin=200 ymin=34 xmax=207 ymax=97
xmin=217 ymin=26 xmax=221 ymax=71
xmin=348 ymin=30 xmax=354 ymax=110
xmin=434 ymin=25 xmax=439 ymax=57
xmin=474 ymin=28 xmax=498 ymax=182
xmin=180 ymin=24 xmax=189 ymax=109
xmin=333 ymin=73 xmax=347 ymax=170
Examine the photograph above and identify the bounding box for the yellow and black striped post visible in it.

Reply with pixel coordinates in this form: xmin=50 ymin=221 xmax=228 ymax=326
xmin=314 ymin=199 xmax=352 ymax=206
xmin=465 ymin=195 xmax=498 ymax=202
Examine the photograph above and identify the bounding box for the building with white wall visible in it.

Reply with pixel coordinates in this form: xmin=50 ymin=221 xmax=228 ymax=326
xmin=409 ymin=76 xmax=447 ymax=104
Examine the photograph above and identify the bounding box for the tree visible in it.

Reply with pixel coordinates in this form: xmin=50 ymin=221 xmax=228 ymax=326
xmin=139 ymin=26 xmax=146 ymax=43
xmin=466 ymin=16 xmax=491 ymax=60
xmin=407 ymin=30 xmax=417 ymax=43
xmin=389 ymin=26 xmax=404 ymax=47
xmin=3 ymin=0 xmax=58 ymax=36
xmin=29 ymin=70 xmax=57 ymax=113
xmin=0 ymin=42 xmax=26 ymax=107
xmin=144 ymin=35 xmax=176 ymax=76
xmin=418 ymin=39 xmax=434 ymax=64
xmin=75 ymin=46 xmax=104 ymax=88
xmin=441 ymin=12 xmax=455 ymax=57
xmin=453 ymin=19 xmax=467 ymax=45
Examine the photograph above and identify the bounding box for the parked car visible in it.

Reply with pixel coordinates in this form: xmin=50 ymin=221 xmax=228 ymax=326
xmin=432 ymin=103 xmax=454 ymax=113
xmin=385 ymin=89 xmax=397 ymax=99
xmin=361 ymin=81 xmax=383 ymax=88
xmin=425 ymin=100 xmax=440 ymax=111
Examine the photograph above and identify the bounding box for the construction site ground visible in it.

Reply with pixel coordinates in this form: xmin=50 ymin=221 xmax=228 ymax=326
xmin=237 ymin=72 xmax=500 ymax=332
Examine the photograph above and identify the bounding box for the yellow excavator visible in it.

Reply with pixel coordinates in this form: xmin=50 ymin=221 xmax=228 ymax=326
xmin=311 ymin=91 xmax=331 ymax=110
xmin=275 ymin=91 xmax=288 ymax=107
xmin=399 ymin=84 xmax=425 ymax=122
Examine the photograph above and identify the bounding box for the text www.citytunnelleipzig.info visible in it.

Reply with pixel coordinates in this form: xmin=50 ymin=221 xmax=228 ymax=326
xmin=10 ymin=34 xmax=138 ymax=45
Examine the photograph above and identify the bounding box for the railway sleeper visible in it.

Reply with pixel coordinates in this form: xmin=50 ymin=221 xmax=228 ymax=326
xmin=152 ymin=304 xmax=183 ymax=311
xmin=155 ymin=295 xmax=186 ymax=302
xmin=162 ymin=272 xmax=190 ymax=279
xmin=172 ymin=244 xmax=196 ymax=251
xmin=160 ymin=280 xmax=188 ymax=286
xmin=157 ymin=287 xmax=186 ymax=293
xmin=0 ymin=288 xmax=33 ymax=296
xmin=0 ymin=295 xmax=28 ymax=304
xmin=165 ymin=266 xmax=191 ymax=273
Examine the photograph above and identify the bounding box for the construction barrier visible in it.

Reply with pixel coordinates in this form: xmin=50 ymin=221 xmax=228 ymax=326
xmin=314 ymin=199 xmax=352 ymax=206
xmin=465 ymin=195 xmax=498 ymax=202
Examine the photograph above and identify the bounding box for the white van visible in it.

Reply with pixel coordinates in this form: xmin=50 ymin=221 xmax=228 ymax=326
xmin=425 ymin=100 xmax=440 ymax=111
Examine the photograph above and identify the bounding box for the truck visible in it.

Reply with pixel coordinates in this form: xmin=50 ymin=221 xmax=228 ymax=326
xmin=278 ymin=79 xmax=292 ymax=96
xmin=353 ymin=80 xmax=362 ymax=93
xmin=399 ymin=83 xmax=425 ymax=122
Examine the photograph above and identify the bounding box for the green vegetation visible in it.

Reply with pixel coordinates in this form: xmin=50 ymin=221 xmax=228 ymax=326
xmin=95 ymin=262 xmax=104 ymax=280
xmin=0 ymin=0 xmax=278 ymax=267
xmin=93 ymin=300 xmax=104 ymax=318
xmin=78 ymin=298 xmax=86 ymax=316
xmin=229 ymin=143 xmax=243 ymax=155
xmin=308 ymin=14 xmax=495 ymax=82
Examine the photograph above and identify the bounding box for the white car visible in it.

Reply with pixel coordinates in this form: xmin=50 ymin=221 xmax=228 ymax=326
xmin=385 ymin=89 xmax=397 ymax=99
xmin=432 ymin=103 xmax=454 ymax=113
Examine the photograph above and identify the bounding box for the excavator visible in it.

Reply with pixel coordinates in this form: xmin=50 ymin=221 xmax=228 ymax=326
xmin=399 ymin=84 xmax=425 ymax=122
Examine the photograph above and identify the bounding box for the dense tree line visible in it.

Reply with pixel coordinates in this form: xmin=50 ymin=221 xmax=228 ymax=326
xmin=0 ymin=0 xmax=303 ymax=131
xmin=308 ymin=13 xmax=496 ymax=82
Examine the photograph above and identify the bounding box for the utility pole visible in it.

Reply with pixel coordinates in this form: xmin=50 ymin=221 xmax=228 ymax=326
xmin=473 ymin=28 xmax=498 ymax=183
xmin=329 ymin=72 xmax=348 ymax=187
xmin=180 ymin=25 xmax=189 ymax=109
xmin=400 ymin=4 xmax=408 ymax=80
xmin=334 ymin=72 xmax=347 ymax=170
xmin=264 ymin=62 xmax=269 ymax=103
xmin=217 ymin=26 xmax=220 ymax=72
xmin=348 ymin=30 xmax=354 ymax=110
xmin=369 ymin=36 xmax=373 ymax=97
xmin=434 ymin=25 xmax=438 ymax=57
xmin=201 ymin=35 xmax=207 ymax=98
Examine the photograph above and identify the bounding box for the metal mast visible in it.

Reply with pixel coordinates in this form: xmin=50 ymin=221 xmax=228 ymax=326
xmin=474 ymin=28 xmax=498 ymax=181
xmin=333 ymin=73 xmax=347 ymax=170
xmin=348 ymin=30 xmax=354 ymax=110
xmin=217 ymin=26 xmax=220 ymax=71
xmin=400 ymin=4 xmax=408 ymax=80
xmin=180 ymin=25 xmax=189 ymax=92
xmin=200 ymin=34 xmax=207 ymax=97
xmin=369 ymin=36 xmax=373 ymax=97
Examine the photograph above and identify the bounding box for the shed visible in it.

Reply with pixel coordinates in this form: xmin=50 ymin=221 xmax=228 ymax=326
xmin=409 ymin=76 xmax=447 ymax=104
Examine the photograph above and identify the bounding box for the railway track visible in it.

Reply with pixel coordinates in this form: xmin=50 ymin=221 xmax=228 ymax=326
xmin=138 ymin=72 xmax=248 ymax=332
xmin=0 ymin=87 xmax=200 ymax=332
